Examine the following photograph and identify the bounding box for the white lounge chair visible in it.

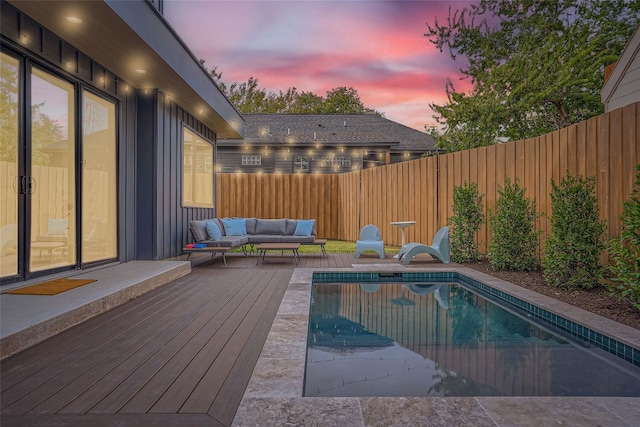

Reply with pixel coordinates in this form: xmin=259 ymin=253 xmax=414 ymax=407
xmin=355 ymin=224 xmax=385 ymax=259
xmin=397 ymin=226 xmax=450 ymax=265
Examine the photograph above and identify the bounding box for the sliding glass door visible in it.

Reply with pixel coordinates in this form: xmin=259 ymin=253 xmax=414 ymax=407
xmin=1 ymin=49 xmax=118 ymax=283
xmin=0 ymin=52 xmax=19 ymax=278
xmin=29 ymin=67 xmax=77 ymax=272
xmin=82 ymin=91 xmax=117 ymax=263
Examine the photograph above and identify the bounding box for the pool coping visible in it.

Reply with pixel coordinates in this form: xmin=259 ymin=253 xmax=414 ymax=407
xmin=232 ymin=265 xmax=640 ymax=427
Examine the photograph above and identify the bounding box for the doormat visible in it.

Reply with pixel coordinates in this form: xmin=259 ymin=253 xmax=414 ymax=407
xmin=5 ymin=278 xmax=97 ymax=295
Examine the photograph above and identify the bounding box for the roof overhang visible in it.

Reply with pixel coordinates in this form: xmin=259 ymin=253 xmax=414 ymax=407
xmin=8 ymin=0 xmax=244 ymax=138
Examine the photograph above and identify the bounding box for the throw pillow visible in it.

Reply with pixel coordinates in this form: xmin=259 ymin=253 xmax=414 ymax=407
xmin=294 ymin=219 xmax=315 ymax=236
xmin=221 ymin=218 xmax=247 ymax=236
xmin=205 ymin=220 xmax=222 ymax=241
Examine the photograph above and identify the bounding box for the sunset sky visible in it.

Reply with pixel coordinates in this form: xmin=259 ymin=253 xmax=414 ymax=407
xmin=164 ymin=0 xmax=475 ymax=131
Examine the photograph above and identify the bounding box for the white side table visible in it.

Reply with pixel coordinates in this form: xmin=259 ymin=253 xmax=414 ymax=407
xmin=390 ymin=221 xmax=415 ymax=258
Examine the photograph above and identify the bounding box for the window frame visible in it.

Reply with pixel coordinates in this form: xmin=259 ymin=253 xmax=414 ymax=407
xmin=241 ymin=154 xmax=262 ymax=166
xmin=293 ymin=155 xmax=310 ymax=173
xmin=182 ymin=125 xmax=214 ymax=208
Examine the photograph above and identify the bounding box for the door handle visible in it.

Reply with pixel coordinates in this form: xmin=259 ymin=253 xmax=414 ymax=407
xmin=12 ymin=176 xmax=22 ymax=194
xmin=27 ymin=176 xmax=36 ymax=195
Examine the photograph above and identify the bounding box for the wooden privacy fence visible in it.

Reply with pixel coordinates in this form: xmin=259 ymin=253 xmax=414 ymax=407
xmin=217 ymin=102 xmax=639 ymax=257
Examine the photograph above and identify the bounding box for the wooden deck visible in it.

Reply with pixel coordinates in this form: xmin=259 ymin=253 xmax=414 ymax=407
xmin=0 ymin=252 xmax=398 ymax=427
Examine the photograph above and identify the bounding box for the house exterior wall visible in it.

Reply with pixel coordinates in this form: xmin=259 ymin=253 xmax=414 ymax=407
xmin=602 ymin=25 xmax=640 ymax=113
xmin=1 ymin=0 xmax=223 ymax=282
xmin=136 ymin=90 xmax=218 ymax=261
xmin=217 ymin=147 xmax=377 ymax=174
xmin=605 ymin=53 xmax=640 ymax=112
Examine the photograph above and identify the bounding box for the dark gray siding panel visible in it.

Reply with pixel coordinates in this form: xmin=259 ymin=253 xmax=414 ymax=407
xmin=135 ymin=90 xmax=157 ymax=260
xmin=121 ymin=86 xmax=137 ymax=262
xmin=140 ymin=91 xmax=217 ymax=260
xmin=216 ymin=148 xmax=365 ymax=174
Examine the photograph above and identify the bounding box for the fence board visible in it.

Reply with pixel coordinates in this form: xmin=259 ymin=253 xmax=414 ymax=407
xmin=609 ymin=108 xmax=623 ymax=237
xmin=622 ymin=104 xmax=638 ymax=208
xmin=597 ymin=114 xmax=611 ymax=236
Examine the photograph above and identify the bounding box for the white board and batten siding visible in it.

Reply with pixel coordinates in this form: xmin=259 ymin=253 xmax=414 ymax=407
xmin=602 ymin=25 xmax=640 ymax=113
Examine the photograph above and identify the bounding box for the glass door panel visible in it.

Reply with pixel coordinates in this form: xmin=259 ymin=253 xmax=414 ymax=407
xmin=30 ymin=67 xmax=76 ymax=272
xmin=82 ymin=91 xmax=117 ymax=263
xmin=0 ymin=52 xmax=19 ymax=278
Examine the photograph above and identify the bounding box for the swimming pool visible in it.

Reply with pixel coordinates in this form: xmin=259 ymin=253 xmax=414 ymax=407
xmin=304 ymin=275 xmax=640 ymax=397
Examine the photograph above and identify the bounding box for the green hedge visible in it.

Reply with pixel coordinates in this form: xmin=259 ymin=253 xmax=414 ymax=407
xmin=543 ymin=174 xmax=605 ymax=289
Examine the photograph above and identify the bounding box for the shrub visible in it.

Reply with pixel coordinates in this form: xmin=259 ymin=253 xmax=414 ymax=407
xmin=449 ymin=182 xmax=484 ymax=263
xmin=488 ymin=179 xmax=539 ymax=271
xmin=607 ymin=165 xmax=640 ymax=311
xmin=543 ymin=174 xmax=606 ymax=289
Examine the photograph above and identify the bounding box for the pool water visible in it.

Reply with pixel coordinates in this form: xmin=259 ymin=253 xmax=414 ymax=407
xmin=304 ymin=282 xmax=640 ymax=397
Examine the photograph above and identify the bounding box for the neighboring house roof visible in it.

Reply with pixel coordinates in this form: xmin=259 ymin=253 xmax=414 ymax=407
xmin=601 ymin=24 xmax=640 ymax=112
xmin=218 ymin=114 xmax=440 ymax=153
xmin=8 ymin=0 xmax=244 ymax=138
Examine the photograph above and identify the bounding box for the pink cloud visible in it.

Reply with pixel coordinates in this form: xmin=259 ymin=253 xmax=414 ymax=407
xmin=164 ymin=0 xmax=475 ymax=130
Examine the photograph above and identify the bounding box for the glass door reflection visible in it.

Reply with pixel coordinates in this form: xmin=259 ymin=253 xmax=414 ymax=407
xmin=29 ymin=67 xmax=76 ymax=272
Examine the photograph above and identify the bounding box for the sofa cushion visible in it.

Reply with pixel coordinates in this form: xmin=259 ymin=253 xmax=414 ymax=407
xmin=282 ymin=235 xmax=315 ymax=244
xmin=189 ymin=220 xmax=209 ymax=242
xmin=285 ymin=219 xmax=297 ymax=235
xmin=204 ymin=235 xmax=249 ymax=248
xmin=205 ymin=220 xmax=222 ymax=241
xmin=294 ymin=219 xmax=315 ymax=236
xmin=212 ymin=218 xmax=226 ymax=236
xmin=255 ymin=219 xmax=286 ymax=235
xmin=248 ymin=234 xmax=283 ymax=244
xmin=245 ymin=218 xmax=258 ymax=235
xmin=221 ymin=218 xmax=247 ymax=236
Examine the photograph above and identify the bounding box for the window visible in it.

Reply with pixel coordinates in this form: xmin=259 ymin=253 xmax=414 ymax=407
xmin=293 ymin=155 xmax=310 ymax=172
xmin=241 ymin=155 xmax=262 ymax=166
xmin=183 ymin=127 xmax=214 ymax=208
xmin=321 ymin=156 xmax=351 ymax=167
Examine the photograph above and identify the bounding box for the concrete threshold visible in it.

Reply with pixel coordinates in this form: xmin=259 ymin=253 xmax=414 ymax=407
xmin=0 ymin=260 xmax=191 ymax=360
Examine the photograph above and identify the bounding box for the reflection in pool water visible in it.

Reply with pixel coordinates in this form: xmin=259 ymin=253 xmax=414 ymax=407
xmin=304 ymin=283 xmax=640 ymax=397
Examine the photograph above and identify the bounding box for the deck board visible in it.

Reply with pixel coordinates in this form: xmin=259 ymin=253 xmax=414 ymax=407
xmin=4 ymin=282 xmax=211 ymax=414
xmin=1 ymin=253 xmax=401 ymax=426
xmin=62 ymin=273 xmax=245 ymax=413
xmin=0 ymin=281 xmax=196 ymax=388
xmin=80 ymin=270 xmax=256 ymax=414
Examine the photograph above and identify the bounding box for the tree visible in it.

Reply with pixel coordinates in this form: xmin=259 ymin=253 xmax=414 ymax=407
xmin=203 ymin=63 xmax=381 ymax=115
xmin=321 ymin=87 xmax=377 ymax=114
xmin=543 ymin=174 xmax=606 ymax=289
xmin=0 ymin=61 xmax=19 ymax=162
xmin=488 ymin=179 xmax=539 ymax=271
xmin=607 ymin=165 xmax=640 ymax=311
xmin=426 ymin=0 xmax=640 ymax=152
xmin=289 ymin=91 xmax=324 ymax=113
xmin=1 ymin=62 xmax=63 ymax=165
xmin=449 ymin=182 xmax=484 ymax=263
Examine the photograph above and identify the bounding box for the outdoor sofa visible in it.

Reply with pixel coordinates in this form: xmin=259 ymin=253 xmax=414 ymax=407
xmin=188 ymin=217 xmax=318 ymax=254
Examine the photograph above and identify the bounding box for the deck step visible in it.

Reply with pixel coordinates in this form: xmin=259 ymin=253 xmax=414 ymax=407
xmin=0 ymin=261 xmax=191 ymax=359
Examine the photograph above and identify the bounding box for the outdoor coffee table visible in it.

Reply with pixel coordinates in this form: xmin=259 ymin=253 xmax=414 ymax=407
xmin=31 ymin=241 xmax=65 ymax=262
xmin=256 ymin=243 xmax=300 ymax=265
xmin=303 ymin=239 xmax=328 ymax=257
xmin=182 ymin=247 xmax=229 ymax=266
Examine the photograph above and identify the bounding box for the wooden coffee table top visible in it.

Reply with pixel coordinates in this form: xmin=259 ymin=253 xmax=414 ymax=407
xmin=183 ymin=246 xmax=228 ymax=252
xmin=255 ymin=243 xmax=300 ymax=250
